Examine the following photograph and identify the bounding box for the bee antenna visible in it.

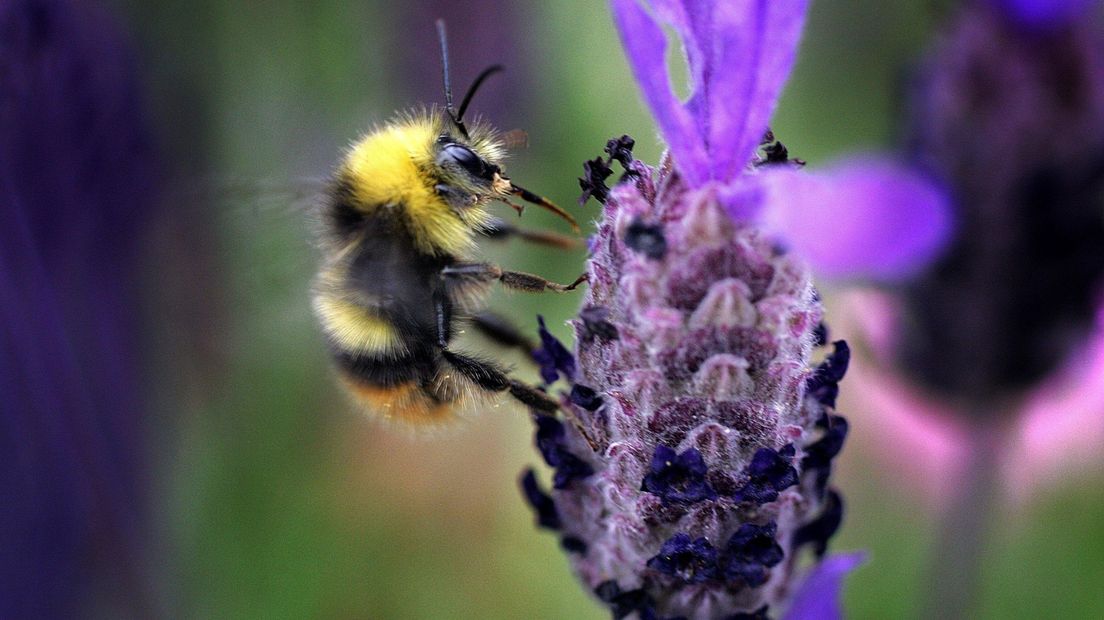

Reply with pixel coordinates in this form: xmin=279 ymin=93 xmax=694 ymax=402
xmin=456 ymin=64 xmax=504 ymax=125
xmin=436 ymin=19 xmax=470 ymax=139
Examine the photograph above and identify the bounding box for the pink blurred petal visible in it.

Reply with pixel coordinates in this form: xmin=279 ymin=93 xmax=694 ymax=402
xmin=836 ymin=289 xmax=972 ymax=506
xmin=784 ymin=552 xmax=866 ymax=620
xmin=1008 ymin=304 xmax=1104 ymax=503
xmin=760 ymin=158 xmax=953 ymax=281
xmin=840 ymin=288 xmax=1104 ymax=505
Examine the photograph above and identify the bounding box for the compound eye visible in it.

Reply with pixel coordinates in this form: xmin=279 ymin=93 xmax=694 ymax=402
xmin=439 ymin=143 xmax=490 ymax=180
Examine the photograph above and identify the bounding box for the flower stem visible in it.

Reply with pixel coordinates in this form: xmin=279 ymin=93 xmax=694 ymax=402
xmin=921 ymin=419 xmax=1003 ymax=619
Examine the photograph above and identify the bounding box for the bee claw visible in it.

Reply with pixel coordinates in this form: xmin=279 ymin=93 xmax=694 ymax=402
xmin=565 ymin=272 xmax=589 ymax=291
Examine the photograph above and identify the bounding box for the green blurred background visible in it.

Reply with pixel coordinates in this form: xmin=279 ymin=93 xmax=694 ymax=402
xmin=114 ymin=0 xmax=1104 ymax=617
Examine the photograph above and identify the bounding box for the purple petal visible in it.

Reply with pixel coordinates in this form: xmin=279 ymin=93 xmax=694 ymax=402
xmin=994 ymin=0 xmax=1094 ymax=27
xmin=759 ymin=158 xmax=953 ymax=281
xmin=784 ymin=552 xmax=866 ymax=620
xmin=697 ymin=0 xmax=810 ymax=180
xmin=610 ymin=0 xmax=810 ymax=184
xmin=610 ymin=0 xmax=710 ymax=185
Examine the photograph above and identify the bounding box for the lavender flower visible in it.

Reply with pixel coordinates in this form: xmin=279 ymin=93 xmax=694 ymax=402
xmin=520 ymin=1 xmax=951 ymax=617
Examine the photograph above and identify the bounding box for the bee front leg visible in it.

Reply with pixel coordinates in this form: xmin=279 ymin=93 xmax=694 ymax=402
xmin=500 ymin=270 xmax=588 ymax=293
xmin=440 ymin=263 xmax=587 ymax=293
xmin=480 ymin=217 xmax=580 ymax=249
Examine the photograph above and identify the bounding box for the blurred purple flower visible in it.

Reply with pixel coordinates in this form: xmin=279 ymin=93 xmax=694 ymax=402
xmin=833 ymin=1 xmax=1104 ymax=614
xmin=514 ymin=1 xmax=948 ymax=617
xmin=0 ymin=0 xmax=158 ymax=616
xmin=841 ymin=0 xmax=1104 ymax=501
xmin=995 ymin=0 xmax=1095 ymax=28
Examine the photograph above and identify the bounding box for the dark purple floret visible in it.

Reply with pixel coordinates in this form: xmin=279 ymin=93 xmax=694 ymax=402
xmin=595 ymin=581 xmax=655 ymax=620
xmin=562 ymin=536 xmax=588 ymax=554
xmin=569 ymin=384 xmax=604 ymax=411
xmin=793 ymin=489 xmax=844 ymax=558
xmin=721 ymin=523 xmax=785 ymax=587
xmin=535 ymin=416 xmax=594 ymax=489
xmin=803 ymin=414 xmax=849 ymax=470
xmin=521 ymin=469 xmax=561 ymax=530
xmin=534 ymin=315 xmax=576 ymax=384
xmin=812 ymin=322 xmax=829 ymax=347
xmin=605 ymin=134 xmax=637 ymax=168
xmin=732 ymin=445 xmax=799 ymax=505
xmin=802 ymin=414 xmax=850 ymax=495
xmin=580 ymin=134 xmax=641 ymax=207
xmin=579 ymin=305 xmax=620 ymax=342
xmin=641 ymin=612 xmax=687 ymax=620
xmin=625 ymin=218 xmax=668 ymax=260
xmin=756 ymin=140 xmax=804 ymax=167
xmin=641 ymin=445 xmax=718 ymax=505
xmin=805 ymin=340 xmax=851 ymax=408
xmin=535 ymin=415 xmax=568 ymax=464
xmin=725 ymin=606 xmax=771 ymax=620
xmin=552 ymin=454 xmax=595 ymax=489
xmin=647 ymin=533 xmax=720 ymax=584
xmin=579 ymin=156 xmax=615 ymax=205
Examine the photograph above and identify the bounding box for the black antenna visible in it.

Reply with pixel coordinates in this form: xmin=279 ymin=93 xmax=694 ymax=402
xmin=436 ymin=19 xmax=469 ymax=139
xmin=456 ymin=64 xmax=504 ymax=124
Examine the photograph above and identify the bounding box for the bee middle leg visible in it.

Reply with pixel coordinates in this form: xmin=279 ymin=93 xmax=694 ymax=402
xmin=441 ymin=263 xmax=588 ymax=293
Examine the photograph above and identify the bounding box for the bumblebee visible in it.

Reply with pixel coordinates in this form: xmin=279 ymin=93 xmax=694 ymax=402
xmin=312 ymin=22 xmax=583 ymax=426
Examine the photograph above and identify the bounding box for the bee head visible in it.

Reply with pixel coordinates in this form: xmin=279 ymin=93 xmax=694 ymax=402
xmin=430 ymin=21 xmax=577 ymax=231
xmin=433 ymin=132 xmax=513 ymax=210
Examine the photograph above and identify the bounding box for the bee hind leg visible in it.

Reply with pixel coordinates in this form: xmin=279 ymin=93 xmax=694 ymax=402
xmin=440 ymin=349 xmax=558 ymax=414
xmin=506 ymin=380 xmax=559 ymax=414
xmin=468 ymin=311 xmax=537 ymax=355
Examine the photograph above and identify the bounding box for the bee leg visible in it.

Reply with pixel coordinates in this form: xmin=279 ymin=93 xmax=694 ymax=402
xmin=469 ymin=311 xmax=538 ymax=354
xmin=440 ymin=349 xmax=558 ymax=414
xmin=506 ymin=380 xmax=560 ymax=414
xmin=480 ymin=217 xmax=580 ymax=249
xmin=440 ymin=263 xmax=588 ymax=293
xmin=434 ymin=295 xmax=452 ymax=348
xmin=499 ymin=269 xmax=588 ymax=293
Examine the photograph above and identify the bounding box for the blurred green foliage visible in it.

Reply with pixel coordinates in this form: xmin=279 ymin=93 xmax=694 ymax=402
xmin=119 ymin=0 xmax=1104 ymax=617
